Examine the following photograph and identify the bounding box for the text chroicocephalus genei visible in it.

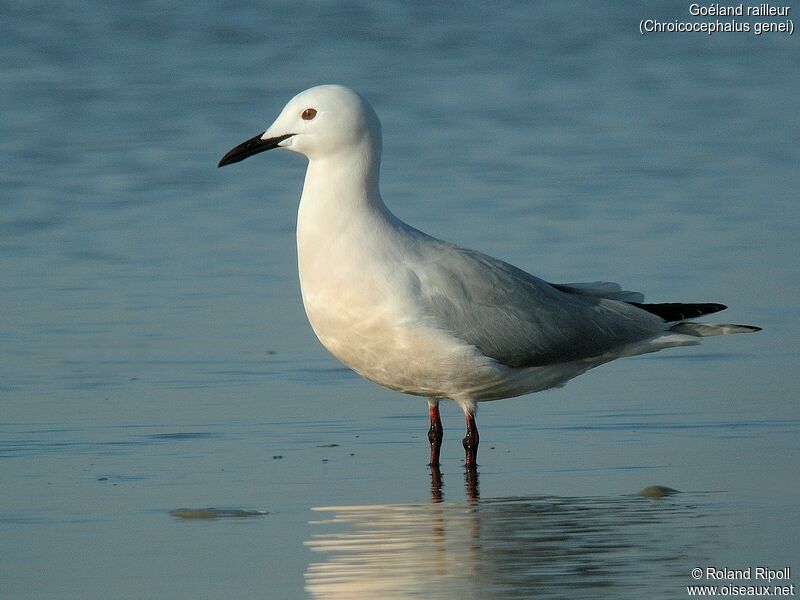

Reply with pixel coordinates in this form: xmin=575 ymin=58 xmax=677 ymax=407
xmin=219 ymin=84 xmax=760 ymax=468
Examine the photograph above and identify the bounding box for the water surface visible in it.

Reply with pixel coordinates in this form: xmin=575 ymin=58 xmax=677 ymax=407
xmin=1 ymin=2 xmax=798 ymax=599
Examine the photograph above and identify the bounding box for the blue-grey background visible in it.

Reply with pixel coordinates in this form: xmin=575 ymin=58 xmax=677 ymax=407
xmin=1 ymin=2 xmax=797 ymax=598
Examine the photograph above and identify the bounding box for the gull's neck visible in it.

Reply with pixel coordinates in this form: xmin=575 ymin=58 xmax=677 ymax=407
xmin=297 ymin=144 xmax=397 ymax=247
xmin=295 ymin=141 xmax=410 ymax=337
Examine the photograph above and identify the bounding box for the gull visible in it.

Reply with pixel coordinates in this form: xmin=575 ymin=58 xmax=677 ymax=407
xmin=219 ymin=85 xmax=760 ymax=468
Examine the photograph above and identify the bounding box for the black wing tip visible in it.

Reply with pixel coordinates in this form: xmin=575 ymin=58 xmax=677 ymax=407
xmin=217 ymin=155 xmax=240 ymax=168
xmin=698 ymin=302 xmax=728 ymax=316
xmin=627 ymin=301 xmax=728 ymax=321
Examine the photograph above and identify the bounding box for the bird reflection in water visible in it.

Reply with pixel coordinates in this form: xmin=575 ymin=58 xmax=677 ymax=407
xmin=430 ymin=464 xmax=479 ymax=504
xmin=305 ymin=468 xmax=714 ymax=599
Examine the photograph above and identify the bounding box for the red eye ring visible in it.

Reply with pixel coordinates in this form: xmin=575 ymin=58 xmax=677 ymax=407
xmin=301 ymin=108 xmax=317 ymax=120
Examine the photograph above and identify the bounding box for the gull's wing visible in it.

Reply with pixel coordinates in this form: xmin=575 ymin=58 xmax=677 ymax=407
xmin=412 ymin=242 xmax=667 ymax=368
xmin=550 ymin=281 xmax=644 ymax=303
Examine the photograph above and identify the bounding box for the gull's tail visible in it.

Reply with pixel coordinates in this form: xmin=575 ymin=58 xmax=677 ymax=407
xmin=669 ymin=322 xmax=761 ymax=337
xmin=628 ymin=301 xmax=761 ymax=337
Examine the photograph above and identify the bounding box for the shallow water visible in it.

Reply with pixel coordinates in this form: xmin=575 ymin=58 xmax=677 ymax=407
xmin=1 ymin=2 xmax=798 ymax=599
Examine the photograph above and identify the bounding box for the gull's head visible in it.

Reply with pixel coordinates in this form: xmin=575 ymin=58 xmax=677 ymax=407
xmin=219 ymin=84 xmax=381 ymax=167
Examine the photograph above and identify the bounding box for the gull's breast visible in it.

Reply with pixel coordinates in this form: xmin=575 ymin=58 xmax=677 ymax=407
xmin=298 ymin=259 xmax=471 ymax=397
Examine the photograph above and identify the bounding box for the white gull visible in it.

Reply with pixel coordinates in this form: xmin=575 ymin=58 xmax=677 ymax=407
xmin=219 ymin=84 xmax=760 ymax=468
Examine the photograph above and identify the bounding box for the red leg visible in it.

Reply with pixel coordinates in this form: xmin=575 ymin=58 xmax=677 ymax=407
xmin=428 ymin=402 xmax=443 ymax=466
xmin=462 ymin=409 xmax=479 ymax=468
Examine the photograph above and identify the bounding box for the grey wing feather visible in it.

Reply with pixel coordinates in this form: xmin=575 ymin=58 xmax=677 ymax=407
xmin=414 ymin=243 xmax=665 ymax=367
xmin=551 ymin=281 xmax=645 ymax=303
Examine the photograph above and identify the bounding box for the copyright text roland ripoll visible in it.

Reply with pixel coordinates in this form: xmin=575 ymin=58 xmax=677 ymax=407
xmin=687 ymin=566 xmax=794 ymax=597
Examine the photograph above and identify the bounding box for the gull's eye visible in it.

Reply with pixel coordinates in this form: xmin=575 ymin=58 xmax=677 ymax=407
xmin=301 ymin=108 xmax=317 ymax=121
